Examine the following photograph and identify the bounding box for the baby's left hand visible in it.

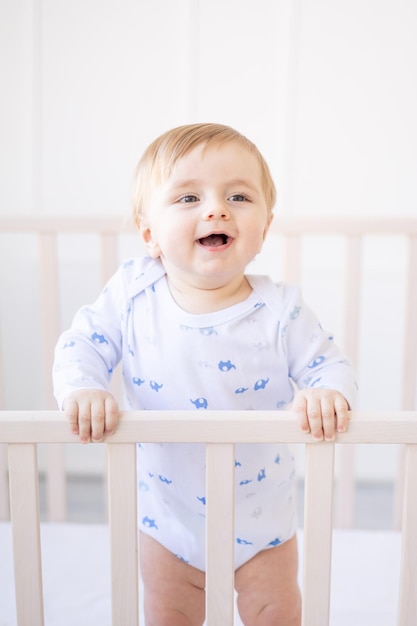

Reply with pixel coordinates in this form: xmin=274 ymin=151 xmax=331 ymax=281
xmin=292 ymin=388 xmax=349 ymax=441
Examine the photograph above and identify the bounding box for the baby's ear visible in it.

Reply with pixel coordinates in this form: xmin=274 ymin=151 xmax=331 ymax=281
xmin=139 ymin=225 xmax=161 ymax=258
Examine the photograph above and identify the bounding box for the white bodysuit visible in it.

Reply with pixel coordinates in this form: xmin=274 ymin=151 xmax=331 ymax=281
xmin=53 ymin=257 xmax=357 ymax=571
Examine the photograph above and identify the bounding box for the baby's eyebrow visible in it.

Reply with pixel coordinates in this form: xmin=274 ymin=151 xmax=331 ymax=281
xmin=226 ymin=178 xmax=257 ymax=189
xmin=168 ymin=178 xmax=200 ymax=191
xmin=169 ymin=178 xmax=258 ymax=192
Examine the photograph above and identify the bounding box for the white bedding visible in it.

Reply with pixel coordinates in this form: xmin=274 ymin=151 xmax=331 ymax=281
xmin=0 ymin=523 xmax=401 ymax=625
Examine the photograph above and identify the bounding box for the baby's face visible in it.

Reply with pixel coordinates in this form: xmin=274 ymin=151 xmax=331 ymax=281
xmin=139 ymin=141 xmax=272 ymax=291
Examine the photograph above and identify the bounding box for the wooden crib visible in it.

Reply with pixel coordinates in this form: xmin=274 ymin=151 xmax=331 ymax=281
xmin=1 ymin=215 xmax=417 ymax=626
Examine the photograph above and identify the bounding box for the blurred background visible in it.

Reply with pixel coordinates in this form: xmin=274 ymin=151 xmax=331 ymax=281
xmin=0 ymin=0 xmax=416 ymax=522
xmin=2 ymin=0 xmax=416 ymax=219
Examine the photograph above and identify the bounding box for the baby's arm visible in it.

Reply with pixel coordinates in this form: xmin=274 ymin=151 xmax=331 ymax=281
xmin=292 ymin=388 xmax=349 ymax=442
xmin=53 ymin=267 xmax=127 ymax=443
xmin=63 ymin=389 xmax=119 ymax=444
xmin=281 ymin=285 xmax=357 ymax=441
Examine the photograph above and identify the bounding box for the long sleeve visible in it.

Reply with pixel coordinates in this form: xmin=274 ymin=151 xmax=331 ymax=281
xmin=52 ymin=268 xmax=126 ymax=408
xmin=281 ymin=286 xmax=358 ymax=409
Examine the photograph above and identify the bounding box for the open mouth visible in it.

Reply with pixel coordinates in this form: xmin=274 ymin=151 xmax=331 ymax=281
xmin=198 ymin=233 xmax=231 ymax=247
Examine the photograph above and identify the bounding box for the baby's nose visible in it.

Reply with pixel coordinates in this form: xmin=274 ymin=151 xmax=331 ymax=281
xmin=203 ymin=202 xmax=230 ymax=220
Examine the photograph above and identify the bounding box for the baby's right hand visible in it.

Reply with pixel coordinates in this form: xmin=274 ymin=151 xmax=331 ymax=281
xmin=63 ymin=389 xmax=120 ymax=444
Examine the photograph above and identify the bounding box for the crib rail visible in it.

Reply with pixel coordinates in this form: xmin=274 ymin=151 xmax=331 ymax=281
xmin=1 ymin=409 xmax=417 ymax=626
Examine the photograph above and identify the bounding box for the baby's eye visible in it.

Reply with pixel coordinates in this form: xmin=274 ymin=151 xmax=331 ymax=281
xmin=179 ymin=194 xmax=199 ymax=203
xmin=229 ymin=193 xmax=249 ymax=202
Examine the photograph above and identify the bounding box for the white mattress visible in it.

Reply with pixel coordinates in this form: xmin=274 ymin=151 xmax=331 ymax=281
xmin=0 ymin=523 xmax=401 ymax=625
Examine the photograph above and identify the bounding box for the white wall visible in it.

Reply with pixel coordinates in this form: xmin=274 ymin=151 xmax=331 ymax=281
xmin=3 ymin=0 xmax=415 ymax=220
xmin=1 ymin=0 xmax=416 ymax=480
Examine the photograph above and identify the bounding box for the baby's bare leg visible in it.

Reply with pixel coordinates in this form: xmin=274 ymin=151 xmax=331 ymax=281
xmin=140 ymin=533 xmax=205 ymax=626
xmin=235 ymin=534 xmax=301 ymax=626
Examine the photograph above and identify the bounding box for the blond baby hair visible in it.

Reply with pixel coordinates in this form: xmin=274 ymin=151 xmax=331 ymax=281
xmin=132 ymin=123 xmax=276 ymax=229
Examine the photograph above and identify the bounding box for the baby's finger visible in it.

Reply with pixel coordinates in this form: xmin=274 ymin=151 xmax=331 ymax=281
xmin=305 ymin=396 xmax=324 ymax=441
xmin=90 ymin=400 xmax=106 ymax=443
xmin=104 ymin=396 xmax=119 ymax=435
xmin=321 ymin=396 xmax=337 ymax=442
xmin=63 ymin=398 xmax=80 ymax=436
xmin=77 ymin=400 xmax=93 ymax=444
xmin=292 ymin=395 xmax=310 ymax=434
xmin=335 ymin=395 xmax=349 ymax=433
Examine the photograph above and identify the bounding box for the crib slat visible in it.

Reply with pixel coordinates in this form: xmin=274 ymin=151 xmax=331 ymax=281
xmin=100 ymin=231 xmax=123 ymax=405
xmin=335 ymin=234 xmax=362 ymax=528
xmin=107 ymin=443 xmax=139 ymax=626
xmin=0 ymin=443 xmax=9 ymax=519
xmin=282 ymin=234 xmax=301 ymax=283
xmin=395 ymin=235 xmax=417 ymax=528
xmin=38 ymin=233 xmax=61 ymax=408
xmin=38 ymin=232 xmax=67 ymax=522
xmin=397 ymin=444 xmax=417 ymax=626
xmin=100 ymin=232 xmax=120 ymax=284
xmin=342 ymin=234 xmax=362 ymax=364
xmin=302 ymin=443 xmax=335 ymax=626
xmin=401 ymin=235 xmax=417 ymax=411
xmin=0 ymin=333 xmax=6 ymax=519
xmin=205 ymin=443 xmax=235 ymax=625
xmin=8 ymin=443 xmax=44 ymax=626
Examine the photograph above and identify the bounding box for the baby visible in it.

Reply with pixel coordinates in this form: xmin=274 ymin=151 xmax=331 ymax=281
xmin=53 ymin=123 xmax=357 ymax=625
